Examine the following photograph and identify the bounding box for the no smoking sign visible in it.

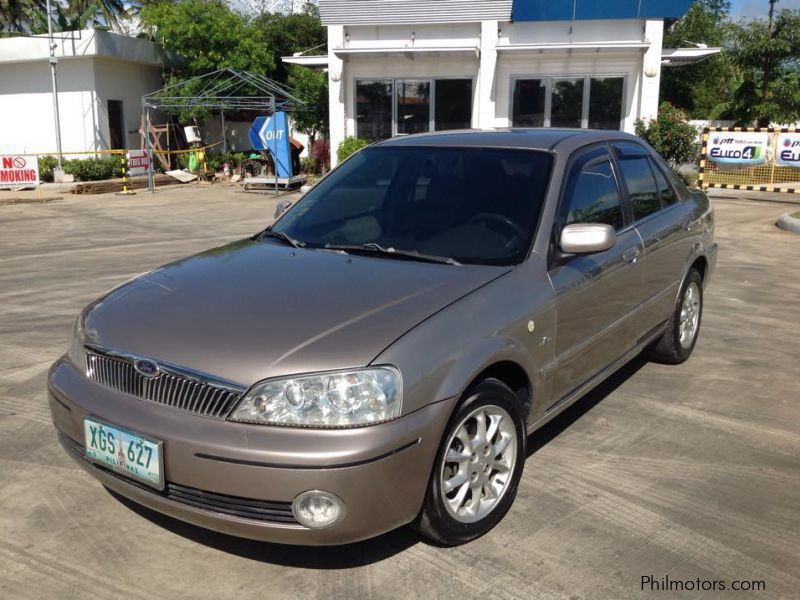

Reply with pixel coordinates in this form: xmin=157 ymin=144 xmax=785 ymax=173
xmin=13 ymin=157 xmax=26 ymax=169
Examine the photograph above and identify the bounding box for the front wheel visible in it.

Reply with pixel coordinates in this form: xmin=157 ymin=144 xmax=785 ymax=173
xmin=413 ymin=379 xmax=526 ymax=546
xmin=649 ymin=269 xmax=704 ymax=364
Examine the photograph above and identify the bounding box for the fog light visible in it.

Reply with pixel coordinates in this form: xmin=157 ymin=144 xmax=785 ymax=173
xmin=292 ymin=490 xmax=345 ymax=529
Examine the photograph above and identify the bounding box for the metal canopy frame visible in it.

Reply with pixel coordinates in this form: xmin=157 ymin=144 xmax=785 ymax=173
xmin=141 ymin=68 xmax=308 ymax=193
xmin=142 ymin=68 xmax=308 ymax=112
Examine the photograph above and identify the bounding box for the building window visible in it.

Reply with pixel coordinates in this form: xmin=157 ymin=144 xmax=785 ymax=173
xmin=355 ymin=78 xmax=473 ymax=140
xmin=107 ymin=100 xmax=125 ymax=149
xmin=435 ymin=79 xmax=473 ymax=130
xmin=356 ymin=79 xmax=393 ymax=141
xmin=511 ymin=79 xmax=546 ymax=127
xmin=511 ymin=76 xmax=625 ymax=130
xmin=588 ymin=77 xmax=624 ymax=130
xmin=551 ymin=78 xmax=585 ymax=128
xmin=396 ymin=80 xmax=431 ymax=135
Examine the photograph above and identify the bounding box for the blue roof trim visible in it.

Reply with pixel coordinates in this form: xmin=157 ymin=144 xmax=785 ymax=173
xmin=512 ymin=0 xmax=694 ymax=21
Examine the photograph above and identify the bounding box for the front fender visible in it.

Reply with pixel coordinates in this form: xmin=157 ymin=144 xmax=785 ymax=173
xmin=372 ymin=262 xmax=556 ymax=419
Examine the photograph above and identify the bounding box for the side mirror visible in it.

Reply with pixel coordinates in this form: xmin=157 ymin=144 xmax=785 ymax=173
xmin=274 ymin=199 xmax=293 ymax=220
xmin=559 ymin=223 xmax=617 ymax=255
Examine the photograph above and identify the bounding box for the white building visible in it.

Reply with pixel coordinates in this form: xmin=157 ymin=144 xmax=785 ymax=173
xmin=286 ymin=0 xmax=717 ymax=165
xmin=0 ymin=29 xmax=167 ymax=155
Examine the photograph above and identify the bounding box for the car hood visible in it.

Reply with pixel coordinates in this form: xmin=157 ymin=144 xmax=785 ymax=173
xmin=84 ymin=239 xmax=510 ymax=386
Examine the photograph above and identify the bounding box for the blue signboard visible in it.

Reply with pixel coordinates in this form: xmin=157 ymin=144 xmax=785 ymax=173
xmin=512 ymin=0 xmax=694 ymax=21
xmin=248 ymin=111 xmax=293 ymax=178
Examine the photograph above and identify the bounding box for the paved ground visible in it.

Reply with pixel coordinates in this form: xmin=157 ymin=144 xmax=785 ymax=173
xmin=0 ymin=185 xmax=798 ymax=599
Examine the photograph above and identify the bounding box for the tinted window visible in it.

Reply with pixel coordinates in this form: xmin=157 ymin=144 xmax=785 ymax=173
xmin=614 ymin=144 xmax=661 ymax=221
xmin=650 ymin=159 xmax=677 ymax=206
xmin=273 ymin=147 xmax=554 ymax=266
xmin=588 ymin=78 xmax=623 ymax=130
xmin=561 ymin=149 xmax=624 ymax=230
xmin=435 ymin=79 xmax=472 ymax=130
xmin=396 ymin=80 xmax=430 ymax=135
xmin=551 ymin=78 xmax=584 ymax=128
xmin=512 ymin=79 xmax=546 ymax=127
xmin=356 ymin=80 xmax=393 ymax=141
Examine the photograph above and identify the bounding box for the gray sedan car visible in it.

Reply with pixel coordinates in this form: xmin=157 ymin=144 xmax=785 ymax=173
xmin=49 ymin=130 xmax=717 ymax=546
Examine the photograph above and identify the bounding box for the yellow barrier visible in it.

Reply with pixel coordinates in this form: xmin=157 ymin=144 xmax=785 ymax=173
xmin=700 ymin=127 xmax=800 ymax=194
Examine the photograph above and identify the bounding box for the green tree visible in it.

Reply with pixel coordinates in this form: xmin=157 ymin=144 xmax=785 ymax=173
xmin=660 ymin=0 xmax=737 ymax=118
xmin=257 ymin=2 xmax=325 ymax=83
xmin=257 ymin=2 xmax=327 ymax=139
xmin=728 ymin=9 xmax=800 ymax=125
xmin=140 ymin=0 xmax=274 ymax=120
xmin=635 ymin=103 xmax=698 ymax=168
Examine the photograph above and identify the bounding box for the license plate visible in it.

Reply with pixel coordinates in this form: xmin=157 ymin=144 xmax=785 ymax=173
xmin=83 ymin=418 xmax=164 ymax=490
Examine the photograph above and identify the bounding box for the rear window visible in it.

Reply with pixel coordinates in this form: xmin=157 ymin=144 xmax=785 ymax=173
xmin=274 ymin=146 xmax=554 ymax=266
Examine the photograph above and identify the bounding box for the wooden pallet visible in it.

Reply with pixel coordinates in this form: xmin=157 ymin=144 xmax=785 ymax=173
xmin=71 ymin=174 xmax=173 ymax=195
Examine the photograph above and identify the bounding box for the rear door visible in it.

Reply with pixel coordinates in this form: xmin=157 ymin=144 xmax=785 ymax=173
xmin=612 ymin=143 xmax=695 ymax=332
xmin=547 ymin=145 xmax=644 ymax=408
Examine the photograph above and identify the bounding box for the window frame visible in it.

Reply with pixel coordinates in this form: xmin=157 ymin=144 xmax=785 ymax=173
xmin=610 ymin=142 xmax=667 ymax=225
xmin=549 ymin=142 xmax=628 ymax=268
xmin=354 ymin=76 xmax=476 ymax=140
xmin=509 ymin=74 xmax=627 ymax=130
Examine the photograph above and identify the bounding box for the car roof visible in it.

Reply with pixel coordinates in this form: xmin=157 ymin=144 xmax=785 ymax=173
xmin=373 ymin=128 xmax=644 ymax=155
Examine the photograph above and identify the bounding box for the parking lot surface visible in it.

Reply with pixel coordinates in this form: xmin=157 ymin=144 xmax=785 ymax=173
xmin=1 ymin=185 xmax=798 ymax=599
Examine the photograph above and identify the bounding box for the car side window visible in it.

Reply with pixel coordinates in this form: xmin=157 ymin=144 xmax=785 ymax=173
xmin=650 ymin=158 xmax=678 ymax=207
xmin=560 ymin=148 xmax=624 ymax=231
xmin=613 ymin=144 xmax=661 ymax=221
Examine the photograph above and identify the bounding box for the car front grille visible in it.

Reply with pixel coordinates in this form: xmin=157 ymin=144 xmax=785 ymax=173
xmin=58 ymin=432 xmax=298 ymax=525
xmin=86 ymin=350 xmax=244 ymax=419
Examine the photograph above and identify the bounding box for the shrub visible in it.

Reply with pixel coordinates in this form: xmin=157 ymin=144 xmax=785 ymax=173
xmin=682 ymin=171 xmax=699 ymax=188
xmin=205 ymin=151 xmax=247 ymax=173
xmin=61 ymin=156 xmax=122 ymax=181
xmin=310 ymin=139 xmax=330 ymax=173
xmin=336 ymin=137 xmax=369 ymax=163
xmin=635 ymin=102 xmax=698 ymax=168
xmin=38 ymin=155 xmax=59 ymax=182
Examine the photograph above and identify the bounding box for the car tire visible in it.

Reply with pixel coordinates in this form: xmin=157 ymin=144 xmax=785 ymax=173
xmin=649 ymin=268 xmax=704 ymax=364
xmin=413 ymin=378 xmax=526 ymax=546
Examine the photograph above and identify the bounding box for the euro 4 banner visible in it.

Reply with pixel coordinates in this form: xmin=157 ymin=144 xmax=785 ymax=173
xmin=776 ymin=132 xmax=800 ymax=168
xmin=708 ymin=132 xmax=768 ymax=165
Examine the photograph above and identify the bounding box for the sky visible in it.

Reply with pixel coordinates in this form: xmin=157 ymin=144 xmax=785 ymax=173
xmin=730 ymin=0 xmax=800 ymax=19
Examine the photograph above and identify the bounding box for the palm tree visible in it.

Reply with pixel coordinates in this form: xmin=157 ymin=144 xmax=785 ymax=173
xmin=0 ymin=0 xmax=48 ymax=33
xmin=58 ymin=0 xmax=135 ymax=32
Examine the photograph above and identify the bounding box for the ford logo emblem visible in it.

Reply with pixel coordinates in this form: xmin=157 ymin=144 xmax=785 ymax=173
xmin=134 ymin=359 xmax=160 ymax=378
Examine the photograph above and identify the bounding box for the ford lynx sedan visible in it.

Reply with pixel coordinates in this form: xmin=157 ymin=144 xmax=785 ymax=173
xmin=49 ymin=130 xmax=717 ymax=546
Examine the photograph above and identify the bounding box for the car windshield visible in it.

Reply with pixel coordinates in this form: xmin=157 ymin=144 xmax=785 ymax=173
xmin=271 ymin=146 xmax=554 ymax=266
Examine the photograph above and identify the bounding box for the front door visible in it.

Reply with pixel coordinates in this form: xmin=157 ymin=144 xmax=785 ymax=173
xmin=547 ymin=145 xmax=644 ymax=407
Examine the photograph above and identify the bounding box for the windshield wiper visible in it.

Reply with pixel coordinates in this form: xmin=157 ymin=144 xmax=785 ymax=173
xmin=325 ymin=242 xmax=461 ymax=266
xmin=261 ymin=230 xmax=306 ymax=248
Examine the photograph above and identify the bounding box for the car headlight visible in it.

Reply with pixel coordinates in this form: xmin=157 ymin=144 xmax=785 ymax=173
xmin=67 ymin=314 xmax=88 ymax=375
xmin=229 ymin=367 xmax=402 ymax=427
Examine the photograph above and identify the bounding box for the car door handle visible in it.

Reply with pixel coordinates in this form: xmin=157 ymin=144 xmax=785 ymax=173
xmin=622 ymin=247 xmax=640 ymax=264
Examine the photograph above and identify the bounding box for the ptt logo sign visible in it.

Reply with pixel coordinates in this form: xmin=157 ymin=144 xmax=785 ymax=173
xmin=776 ymin=133 xmax=800 ymax=168
xmin=0 ymin=155 xmax=40 ymax=188
xmin=708 ymin=134 xmax=768 ymax=165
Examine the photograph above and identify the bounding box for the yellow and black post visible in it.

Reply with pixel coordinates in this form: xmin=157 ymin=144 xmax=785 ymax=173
xmin=116 ymin=151 xmax=137 ymax=196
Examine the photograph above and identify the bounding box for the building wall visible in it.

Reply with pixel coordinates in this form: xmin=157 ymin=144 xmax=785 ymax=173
xmin=91 ymin=58 xmax=163 ymax=150
xmin=329 ymin=18 xmax=664 ymax=164
xmin=0 ymin=59 xmax=98 ymax=154
xmin=0 ymin=57 xmax=162 ymax=155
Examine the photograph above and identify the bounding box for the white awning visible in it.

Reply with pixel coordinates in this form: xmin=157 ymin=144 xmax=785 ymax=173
xmin=496 ymin=41 xmax=650 ymax=54
xmin=281 ymin=54 xmax=329 ymax=70
xmin=333 ymin=46 xmax=480 ymax=59
xmin=661 ymin=47 xmax=722 ymax=66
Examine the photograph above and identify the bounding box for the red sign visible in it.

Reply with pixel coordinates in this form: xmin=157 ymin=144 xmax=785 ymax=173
xmin=126 ymin=150 xmax=151 ymax=177
xmin=0 ymin=155 xmax=40 ymax=188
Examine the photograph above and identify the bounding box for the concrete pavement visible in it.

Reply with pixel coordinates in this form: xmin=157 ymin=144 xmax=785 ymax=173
xmin=0 ymin=185 xmax=798 ymax=599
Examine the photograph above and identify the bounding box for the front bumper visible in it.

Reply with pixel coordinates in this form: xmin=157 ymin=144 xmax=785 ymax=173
xmin=48 ymin=358 xmax=456 ymax=545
